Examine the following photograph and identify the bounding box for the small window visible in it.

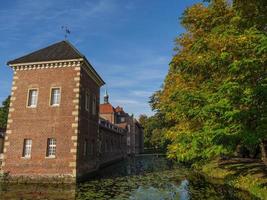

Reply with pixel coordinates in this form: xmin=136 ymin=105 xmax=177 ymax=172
xmin=23 ymin=139 xmax=32 ymax=158
xmin=91 ymin=140 xmax=95 ymax=155
xmin=85 ymin=92 xmax=90 ymax=111
xmin=50 ymin=88 xmax=61 ymax=106
xmin=105 ymin=139 xmax=108 ymax=152
xmin=83 ymin=140 xmax=88 ymax=156
xmin=92 ymin=95 xmax=96 ymax=115
xmin=111 ymin=139 xmax=113 ymax=152
xmin=27 ymin=89 xmax=38 ymax=107
xmin=47 ymin=138 xmax=56 ymax=157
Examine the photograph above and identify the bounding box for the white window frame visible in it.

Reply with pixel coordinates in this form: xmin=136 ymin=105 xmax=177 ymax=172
xmin=47 ymin=138 xmax=56 ymax=158
xmin=27 ymin=88 xmax=38 ymax=108
xmin=22 ymin=139 xmax=32 ymax=158
xmin=50 ymin=87 xmax=61 ymax=106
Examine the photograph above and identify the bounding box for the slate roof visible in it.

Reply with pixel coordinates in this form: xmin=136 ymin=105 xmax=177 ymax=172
xmin=7 ymin=40 xmax=105 ymax=85
xmin=7 ymin=40 xmax=84 ymax=65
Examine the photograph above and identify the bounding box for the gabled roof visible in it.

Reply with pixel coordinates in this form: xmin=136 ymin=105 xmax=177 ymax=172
xmin=100 ymin=103 xmax=115 ymax=113
xmin=7 ymin=40 xmax=83 ymax=65
xmin=115 ymin=106 xmax=125 ymax=113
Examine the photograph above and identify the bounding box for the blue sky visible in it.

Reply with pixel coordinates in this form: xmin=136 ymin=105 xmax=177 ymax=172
xmin=0 ymin=0 xmax=201 ymax=117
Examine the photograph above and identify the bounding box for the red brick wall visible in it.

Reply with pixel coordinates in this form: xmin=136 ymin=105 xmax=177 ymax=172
xmin=99 ymin=127 xmax=126 ymax=165
xmin=76 ymin=65 xmax=100 ymax=176
xmin=3 ymin=67 xmax=78 ymax=176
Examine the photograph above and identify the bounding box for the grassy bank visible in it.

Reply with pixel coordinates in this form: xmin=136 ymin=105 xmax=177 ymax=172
xmin=196 ymin=158 xmax=267 ymax=200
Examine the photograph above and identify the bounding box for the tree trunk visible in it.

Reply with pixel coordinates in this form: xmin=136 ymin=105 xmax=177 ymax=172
xmin=260 ymin=140 xmax=267 ymax=165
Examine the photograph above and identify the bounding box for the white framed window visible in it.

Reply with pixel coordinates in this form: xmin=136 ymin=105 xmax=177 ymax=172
xmin=23 ymin=139 xmax=32 ymax=158
xmin=50 ymin=88 xmax=61 ymax=106
xmin=27 ymin=89 xmax=38 ymax=107
xmin=85 ymin=92 xmax=90 ymax=111
xmin=47 ymin=138 xmax=56 ymax=157
xmin=92 ymin=95 xmax=96 ymax=115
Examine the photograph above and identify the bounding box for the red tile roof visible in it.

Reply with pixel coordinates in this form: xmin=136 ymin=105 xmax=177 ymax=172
xmin=99 ymin=103 xmax=115 ymax=113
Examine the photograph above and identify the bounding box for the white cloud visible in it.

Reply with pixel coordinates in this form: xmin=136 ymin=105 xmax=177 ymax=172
xmin=113 ymin=99 xmax=141 ymax=105
xmin=131 ymin=90 xmax=153 ymax=97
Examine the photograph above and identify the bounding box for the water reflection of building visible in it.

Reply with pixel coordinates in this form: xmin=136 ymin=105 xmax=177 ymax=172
xmin=99 ymin=90 xmax=144 ymax=155
xmin=0 ymin=40 xmax=140 ymax=182
xmin=0 ymin=183 xmax=76 ymax=200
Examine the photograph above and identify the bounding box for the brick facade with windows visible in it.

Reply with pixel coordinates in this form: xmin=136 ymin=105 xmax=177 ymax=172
xmin=2 ymin=66 xmax=81 ymax=178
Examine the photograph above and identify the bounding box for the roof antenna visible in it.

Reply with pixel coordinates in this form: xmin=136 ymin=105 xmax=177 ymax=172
xmin=61 ymin=26 xmax=71 ymax=40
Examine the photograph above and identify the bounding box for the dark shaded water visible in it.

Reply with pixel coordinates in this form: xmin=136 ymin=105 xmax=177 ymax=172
xmin=0 ymin=155 xmax=259 ymax=200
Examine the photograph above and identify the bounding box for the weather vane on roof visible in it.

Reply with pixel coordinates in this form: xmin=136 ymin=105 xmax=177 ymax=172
xmin=61 ymin=26 xmax=71 ymax=40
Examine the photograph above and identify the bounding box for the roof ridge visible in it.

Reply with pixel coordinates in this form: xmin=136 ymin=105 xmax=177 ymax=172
xmin=63 ymin=40 xmax=85 ymax=58
xmin=7 ymin=40 xmax=83 ymax=65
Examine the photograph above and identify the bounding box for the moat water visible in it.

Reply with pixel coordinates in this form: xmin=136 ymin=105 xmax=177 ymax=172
xmin=0 ymin=155 xmax=259 ymax=200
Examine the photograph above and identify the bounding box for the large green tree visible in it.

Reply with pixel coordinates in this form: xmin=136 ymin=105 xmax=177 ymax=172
xmin=139 ymin=113 xmax=169 ymax=152
xmin=154 ymin=0 xmax=267 ymax=163
xmin=0 ymin=96 xmax=10 ymax=129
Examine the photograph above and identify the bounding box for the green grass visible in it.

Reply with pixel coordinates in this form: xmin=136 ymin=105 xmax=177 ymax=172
xmin=198 ymin=158 xmax=267 ymax=200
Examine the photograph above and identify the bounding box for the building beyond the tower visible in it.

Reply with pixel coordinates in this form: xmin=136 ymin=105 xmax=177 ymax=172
xmin=99 ymin=92 xmax=144 ymax=155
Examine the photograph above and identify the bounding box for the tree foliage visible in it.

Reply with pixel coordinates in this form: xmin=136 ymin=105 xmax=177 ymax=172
xmin=139 ymin=113 xmax=169 ymax=152
xmin=153 ymin=0 xmax=267 ymax=162
xmin=0 ymin=96 xmax=10 ymax=129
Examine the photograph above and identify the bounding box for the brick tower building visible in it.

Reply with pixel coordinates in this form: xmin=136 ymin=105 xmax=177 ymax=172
xmin=1 ymin=41 xmax=105 ymax=181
